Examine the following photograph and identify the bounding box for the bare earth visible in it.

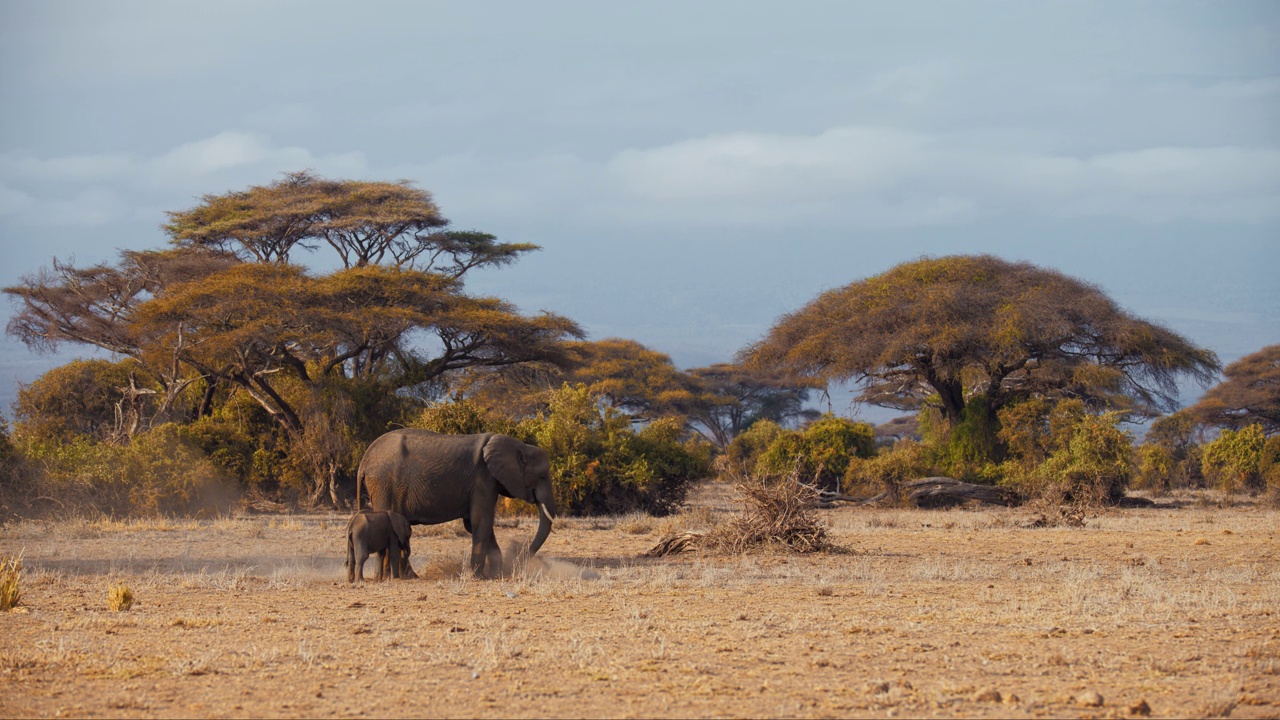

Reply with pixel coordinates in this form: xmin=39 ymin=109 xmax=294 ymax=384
xmin=2 ymin=485 xmax=1277 ymax=719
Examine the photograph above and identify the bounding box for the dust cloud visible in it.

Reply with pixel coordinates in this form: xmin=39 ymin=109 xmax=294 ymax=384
xmin=504 ymin=541 xmax=601 ymax=581
xmin=24 ymin=553 xmax=347 ymax=580
xmin=403 ymin=542 xmax=599 ymax=582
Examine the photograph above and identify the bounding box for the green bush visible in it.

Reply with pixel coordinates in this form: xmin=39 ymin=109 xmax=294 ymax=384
xmin=757 ymin=415 xmax=875 ymax=490
xmin=1132 ymin=411 xmax=1205 ymax=490
xmin=995 ymin=398 xmax=1089 ymax=468
xmin=1263 ymin=435 xmax=1280 ymax=504
xmin=14 ymin=359 xmax=147 ymax=443
xmin=1008 ymin=412 xmax=1133 ymax=505
xmin=521 ymin=385 xmax=710 ymax=515
xmin=15 ymin=423 xmax=235 ymax=516
xmin=843 ymin=439 xmax=935 ymax=496
xmin=174 ymin=417 xmax=259 ymax=483
xmin=943 ymin=396 xmax=1002 ymax=468
xmin=0 ymin=415 xmax=28 ymax=516
xmin=917 ymin=397 xmax=1030 ymax=482
xmin=199 ymin=393 xmax=298 ymax=489
xmin=1201 ymin=424 xmax=1267 ymax=493
xmin=995 ymin=398 xmax=1054 ymax=469
xmin=723 ymin=420 xmax=783 ymax=475
xmin=408 ymin=399 xmax=517 ymax=437
xmin=1132 ymin=443 xmax=1175 ymax=492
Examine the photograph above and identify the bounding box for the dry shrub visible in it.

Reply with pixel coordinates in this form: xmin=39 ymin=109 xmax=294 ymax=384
xmin=107 ymin=582 xmax=134 ymax=612
xmin=0 ymin=554 xmax=21 ymax=611
xmin=703 ymin=468 xmax=832 ymax=554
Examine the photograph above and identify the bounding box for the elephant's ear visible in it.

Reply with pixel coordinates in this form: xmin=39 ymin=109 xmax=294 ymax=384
xmin=483 ymin=434 xmax=529 ymax=499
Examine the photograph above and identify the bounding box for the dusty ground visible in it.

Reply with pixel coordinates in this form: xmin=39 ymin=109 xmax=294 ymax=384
xmin=1 ymin=484 xmax=1278 ymax=719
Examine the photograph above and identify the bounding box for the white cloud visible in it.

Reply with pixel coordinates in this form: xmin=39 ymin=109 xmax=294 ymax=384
xmin=144 ymin=132 xmax=368 ymax=189
xmin=0 ymin=152 xmax=135 ymax=183
xmin=606 ymin=127 xmax=1280 ymax=226
xmin=3 ymin=126 xmax=1277 ymax=235
xmin=865 ymin=61 xmax=957 ymax=107
xmin=148 ymin=132 xmax=274 ymax=178
xmin=0 ymin=133 xmax=369 ymax=226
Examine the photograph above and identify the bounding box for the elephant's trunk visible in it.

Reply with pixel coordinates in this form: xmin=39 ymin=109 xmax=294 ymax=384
xmin=529 ymin=484 xmax=556 ymax=555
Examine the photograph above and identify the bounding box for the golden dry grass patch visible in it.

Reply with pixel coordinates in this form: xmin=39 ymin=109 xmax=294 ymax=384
xmin=0 ymin=552 xmax=21 ymax=611
xmin=106 ymin=582 xmax=133 ymax=612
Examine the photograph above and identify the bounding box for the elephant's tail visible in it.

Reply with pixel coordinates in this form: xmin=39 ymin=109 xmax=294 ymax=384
xmin=355 ymin=464 xmax=365 ymax=511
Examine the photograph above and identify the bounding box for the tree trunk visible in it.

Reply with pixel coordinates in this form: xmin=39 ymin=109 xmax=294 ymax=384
xmin=197 ymin=377 xmax=217 ymax=418
xmin=328 ymin=463 xmax=340 ymax=508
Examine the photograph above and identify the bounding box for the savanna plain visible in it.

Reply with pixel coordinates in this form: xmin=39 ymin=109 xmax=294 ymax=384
xmin=2 ymin=484 xmax=1277 ymax=719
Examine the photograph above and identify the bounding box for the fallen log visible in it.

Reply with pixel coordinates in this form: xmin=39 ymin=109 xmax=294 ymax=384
xmin=810 ymin=478 xmax=1017 ymax=508
xmin=901 ymin=477 xmax=1018 ymax=508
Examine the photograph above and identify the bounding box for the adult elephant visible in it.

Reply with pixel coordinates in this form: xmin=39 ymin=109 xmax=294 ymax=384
xmin=355 ymin=430 xmax=557 ymax=578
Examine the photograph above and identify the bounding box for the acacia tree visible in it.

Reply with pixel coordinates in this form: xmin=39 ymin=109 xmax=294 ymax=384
xmin=164 ymin=171 xmax=536 ymax=273
xmin=6 ymin=249 xmax=240 ymax=426
xmin=6 ymin=175 xmax=582 ymax=505
xmin=1189 ymin=345 xmax=1280 ymax=435
xmin=563 ymin=339 xmax=701 ymax=419
xmin=453 ymin=343 xmax=824 ymax=448
xmin=452 ymin=339 xmax=702 ymax=420
xmin=745 ymin=255 xmax=1220 ymax=461
xmin=684 ymin=364 xmax=822 ymax=448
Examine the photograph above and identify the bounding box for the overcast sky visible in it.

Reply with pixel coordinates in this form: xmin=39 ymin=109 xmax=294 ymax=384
xmin=1 ymin=1 xmax=1277 ymax=416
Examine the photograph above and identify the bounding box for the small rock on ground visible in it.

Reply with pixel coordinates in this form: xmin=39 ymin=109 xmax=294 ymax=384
xmin=971 ymin=688 xmax=1002 ymax=703
xmin=1077 ymin=690 xmax=1105 ymax=707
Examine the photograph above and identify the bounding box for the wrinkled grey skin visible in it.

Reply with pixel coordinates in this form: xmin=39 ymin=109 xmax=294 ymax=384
xmin=356 ymin=430 xmax=557 ymax=578
xmin=345 ymin=510 xmax=414 ymax=582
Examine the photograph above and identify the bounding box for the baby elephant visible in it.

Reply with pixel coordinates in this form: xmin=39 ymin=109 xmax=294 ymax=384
xmin=345 ymin=510 xmax=416 ymax=582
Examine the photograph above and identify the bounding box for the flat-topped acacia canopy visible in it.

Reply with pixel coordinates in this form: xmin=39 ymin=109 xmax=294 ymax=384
xmin=743 ymin=254 xmax=1220 ymax=424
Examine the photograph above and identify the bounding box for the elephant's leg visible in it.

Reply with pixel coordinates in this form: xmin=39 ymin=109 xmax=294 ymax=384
xmin=388 ymin=536 xmax=401 ymax=580
xmin=483 ymin=535 xmax=502 ymax=579
xmin=462 ymin=516 xmax=473 ymax=535
xmin=346 ymin=535 xmax=356 ymax=583
xmin=355 ymin=542 xmax=370 ymax=582
xmin=401 ymin=552 xmax=418 ymax=579
xmin=469 ymin=494 xmax=502 ymax=578
xmin=374 ymin=549 xmax=387 ymax=581
xmin=401 ymin=537 xmax=416 ymax=579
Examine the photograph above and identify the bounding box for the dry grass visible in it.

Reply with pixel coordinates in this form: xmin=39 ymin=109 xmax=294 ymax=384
xmin=0 ymin=553 xmax=21 ymax=610
xmin=106 ymin=582 xmax=133 ymax=612
xmin=615 ymin=512 xmax=656 ymax=535
xmin=1 ymin=488 xmax=1278 ymax=718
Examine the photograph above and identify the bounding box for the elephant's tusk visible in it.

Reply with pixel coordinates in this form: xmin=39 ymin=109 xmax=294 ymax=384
xmin=539 ymin=501 xmax=556 ymax=522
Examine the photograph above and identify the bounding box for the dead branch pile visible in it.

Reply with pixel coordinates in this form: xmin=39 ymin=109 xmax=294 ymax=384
xmin=644 ymin=531 xmax=703 ymax=557
xmin=239 ymin=495 xmax=292 ymax=514
xmin=1020 ymin=506 xmax=1086 ymax=528
xmin=647 ymin=469 xmax=832 ymax=557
